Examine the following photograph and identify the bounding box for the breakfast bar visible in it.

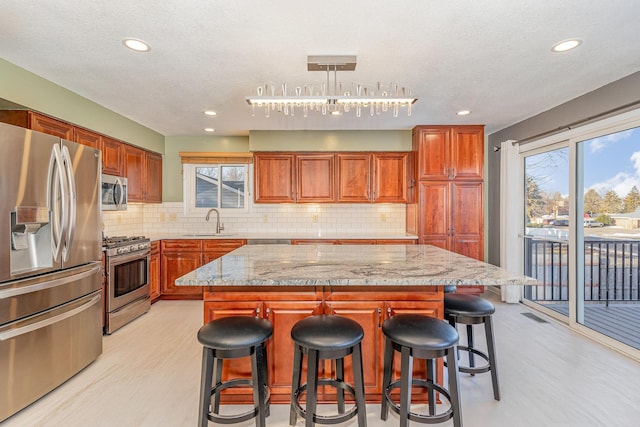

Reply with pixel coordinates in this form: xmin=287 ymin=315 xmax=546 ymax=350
xmin=176 ymin=244 xmax=537 ymax=403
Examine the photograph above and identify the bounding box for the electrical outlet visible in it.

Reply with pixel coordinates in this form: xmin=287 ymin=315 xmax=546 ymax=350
xmin=311 ymin=213 xmax=319 ymax=223
xmin=263 ymin=214 xmax=268 ymax=223
xmin=169 ymin=213 xmax=177 ymax=221
xmin=381 ymin=213 xmax=387 ymax=222
xmin=159 ymin=213 xmax=166 ymax=222
xmin=116 ymin=214 xmax=122 ymax=224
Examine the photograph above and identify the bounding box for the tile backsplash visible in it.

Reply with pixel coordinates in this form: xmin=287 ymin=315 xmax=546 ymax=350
xmin=102 ymin=202 xmax=406 ymax=237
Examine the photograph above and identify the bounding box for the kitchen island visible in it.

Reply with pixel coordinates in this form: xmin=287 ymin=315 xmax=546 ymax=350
xmin=176 ymin=244 xmax=537 ymax=403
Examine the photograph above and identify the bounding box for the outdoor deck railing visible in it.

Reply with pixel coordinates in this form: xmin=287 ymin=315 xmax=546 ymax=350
xmin=524 ymin=236 xmax=640 ymax=305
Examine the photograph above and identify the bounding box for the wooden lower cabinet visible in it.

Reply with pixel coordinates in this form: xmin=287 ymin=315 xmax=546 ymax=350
xmin=202 ymin=287 xmax=443 ymax=403
xmin=149 ymin=241 xmax=161 ymax=302
xmin=161 ymin=240 xmax=204 ymax=299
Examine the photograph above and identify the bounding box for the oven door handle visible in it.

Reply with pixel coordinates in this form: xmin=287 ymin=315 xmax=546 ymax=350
xmin=108 ymin=249 xmax=151 ymax=266
xmin=0 ymin=264 xmax=101 ymax=299
xmin=0 ymin=293 xmax=101 ymax=341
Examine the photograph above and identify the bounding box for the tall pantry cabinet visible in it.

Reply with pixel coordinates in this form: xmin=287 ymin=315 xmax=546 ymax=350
xmin=408 ymin=125 xmax=485 ymax=295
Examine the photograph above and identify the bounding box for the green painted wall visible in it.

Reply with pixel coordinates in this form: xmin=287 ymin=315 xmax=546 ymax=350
xmin=250 ymin=130 xmax=411 ymax=151
xmin=0 ymin=58 xmax=164 ymax=153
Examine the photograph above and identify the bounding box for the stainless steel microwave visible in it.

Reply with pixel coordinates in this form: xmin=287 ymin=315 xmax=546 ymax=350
xmin=101 ymin=174 xmax=127 ymax=211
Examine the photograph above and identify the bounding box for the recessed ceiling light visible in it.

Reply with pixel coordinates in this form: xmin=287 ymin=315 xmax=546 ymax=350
xmin=330 ymin=110 xmax=342 ymax=116
xmin=551 ymin=38 xmax=582 ymax=53
xmin=204 ymin=128 xmax=215 ymax=132
xmin=204 ymin=110 xmax=217 ymax=116
xmin=457 ymin=110 xmax=471 ymax=116
xmin=122 ymin=38 xmax=151 ymax=52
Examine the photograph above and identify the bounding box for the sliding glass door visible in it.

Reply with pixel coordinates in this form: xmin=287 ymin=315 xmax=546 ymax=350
xmin=577 ymin=127 xmax=640 ymax=350
xmin=519 ymin=119 xmax=640 ymax=353
xmin=522 ymin=145 xmax=570 ymax=319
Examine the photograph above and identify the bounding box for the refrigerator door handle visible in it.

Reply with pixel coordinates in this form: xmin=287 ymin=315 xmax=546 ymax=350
xmin=0 ymin=264 xmax=101 ymax=299
xmin=61 ymin=145 xmax=76 ymax=261
xmin=48 ymin=145 xmax=68 ymax=262
xmin=0 ymin=293 xmax=101 ymax=341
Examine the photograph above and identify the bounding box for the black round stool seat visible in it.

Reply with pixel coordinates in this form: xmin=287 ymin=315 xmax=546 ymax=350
xmin=382 ymin=314 xmax=458 ymax=351
xmin=198 ymin=316 xmax=273 ymax=350
xmin=445 ymin=293 xmax=495 ymax=317
xmin=381 ymin=314 xmax=462 ymax=427
xmin=197 ymin=316 xmax=273 ymax=427
xmin=291 ymin=315 xmax=364 ymax=351
xmin=289 ymin=315 xmax=367 ymax=426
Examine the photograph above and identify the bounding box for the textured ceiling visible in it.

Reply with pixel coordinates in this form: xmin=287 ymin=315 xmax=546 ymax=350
xmin=1 ymin=1 xmax=639 ymax=137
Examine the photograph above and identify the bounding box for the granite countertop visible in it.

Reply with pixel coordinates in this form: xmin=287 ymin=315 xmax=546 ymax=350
xmin=176 ymin=244 xmax=538 ymax=287
xmin=148 ymin=232 xmax=418 ymax=241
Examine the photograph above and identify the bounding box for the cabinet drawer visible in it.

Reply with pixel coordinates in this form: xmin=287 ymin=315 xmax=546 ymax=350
xmin=201 ymin=239 xmax=245 ymax=252
xmin=161 ymin=240 xmax=202 ymax=251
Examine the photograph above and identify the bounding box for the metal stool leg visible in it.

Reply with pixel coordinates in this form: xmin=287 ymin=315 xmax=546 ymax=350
xmin=252 ymin=346 xmax=267 ymax=427
xmin=380 ymin=337 xmax=394 ymax=421
xmin=467 ymin=324 xmax=475 ymax=373
xmin=260 ymin=343 xmax=270 ymax=417
xmin=399 ymin=346 xmax=413 ymax=427
xmin=212 ymin=355 xmax=223 ymax=413
xmin=336 ymin=357 xmax=345 ymax=414
xmin=426 ymin=358 xmax=436 ymax=416
xmin=289 ymin=344 xmax=303 ymax=426
xmin=484 ymin=315 xmax=501 ymax=400
xmin=305 ymin=349 xmax=320 ymax=427
xmin=446 ymin=346 xmax=463 ymax=427
xmin=352 ymin=343 xmax=368 ymax=427
xmin=198 ymin=347 xmax=214 ymax=427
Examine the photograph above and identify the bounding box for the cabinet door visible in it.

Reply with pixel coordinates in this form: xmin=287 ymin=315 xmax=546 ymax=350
xmin=29 ymin=112 xmax=74 ymax=140
xmin=417 ymin=181 xmax=449 ymax=249
xmin=160 ymin=251 xmax=203 ymax=298
xmin=373 ymin=153 xmax=408 ymax=203
xmin=101 ymin=136 xmax=124 ymax=176
xmin=264 ymin=301 xmax=323 ymax=397
xmin=450 ymin=182 xmax=483 ymax=260
xmin=204 ymin=301 xmax=264 ymax=398
xmin=296 ymin=154 xmax=335 ymax=202
xmin=413 ymin=127 xmax=450 ymax=181
xmin=336 ymin=153 xmax=371 ymax=202
xmin=326 ymin=301 xmax=384 ymax=397
xmin=74 ymin=128 xmax=101 ymax=150
xmin=254 ymin=153 xmax=295 ymax=203
xmin=450 ymin=126 xmax=484 ymax=180
xmin=149 ymin=244 xmax=161 ymax=302
xmin=145 ymin=151 xmax=163 ymax=203
xmin=124 ymin=144 xmax=145 ymax=202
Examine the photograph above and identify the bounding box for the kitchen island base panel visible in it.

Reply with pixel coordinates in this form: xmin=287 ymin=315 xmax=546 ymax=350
xmin=203 ymin=286 xmax=444 ymax=404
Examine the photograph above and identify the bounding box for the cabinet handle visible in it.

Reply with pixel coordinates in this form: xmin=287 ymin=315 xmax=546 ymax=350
xmin=255 ymin=307 xmax=261 ymax=317
xmin=378 ymin=307 xmax=383 ymax=328
xmin=265 ymin=307 xmax=271 ymax=316
xmin=387 ymin=307 xmax=392 ymax=317
xmin=451 ymin=167 xmax=456 ymax=178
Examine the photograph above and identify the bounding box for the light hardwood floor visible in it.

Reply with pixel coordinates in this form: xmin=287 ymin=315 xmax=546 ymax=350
xmin=3 ymin=295 xmax=640 ymax=427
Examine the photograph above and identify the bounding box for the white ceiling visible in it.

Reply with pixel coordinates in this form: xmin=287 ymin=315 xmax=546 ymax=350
xmin=1 ymin=1 xmax=639 ymax=137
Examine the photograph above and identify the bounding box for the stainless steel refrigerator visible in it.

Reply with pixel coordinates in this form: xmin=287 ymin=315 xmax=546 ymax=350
xmin=0 ymin=122 xmax=103 ymax=421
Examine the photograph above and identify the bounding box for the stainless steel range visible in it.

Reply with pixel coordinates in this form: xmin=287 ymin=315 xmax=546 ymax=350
xmin=103 ymin=236 xmax=151 ymax=334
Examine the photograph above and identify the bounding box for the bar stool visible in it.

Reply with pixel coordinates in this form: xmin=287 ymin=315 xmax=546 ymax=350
xmin=289 ymin=315 xmax=367 ymax=427
xmin=381 ymin=314 xmax=462 ymax=427
xmin=444 ymin=289 xmax=500 ymax=401
xmin=197 ymin=316 xmax=273 ymax=427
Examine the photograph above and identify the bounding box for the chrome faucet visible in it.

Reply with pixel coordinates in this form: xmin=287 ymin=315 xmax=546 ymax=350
xmin=205 ymin=208 xmax=224 ymax=234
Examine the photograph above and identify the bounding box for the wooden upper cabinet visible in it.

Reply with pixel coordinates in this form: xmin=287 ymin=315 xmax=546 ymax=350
xmin=101 ymin=136 xmax=124 ymax=176
xmin=336 ymin=153 xmax=371 ymax=202
xmin=373 ymin=152 xmax=408 ymax=203
xmin=254 ymin=153 xmax=296 ymax=203
xmin=413 ymin=125 xmax=484 ymax=181
xmin=145 ymin=151 xmax=163 ymax=203
xmin=296 ymin=154 xmax=335 ymax=202
xmin=29 ymin=112 xmax=75 ymax=140
xmin=337 ymin=152 xmax=408 ymax=203
xmin=125 ymin=144 xmax=145 ymax=202
xmin=74 ymin=127 xmax=101 ymax=150
xmin=124 ymin=144 xmax=162 ymax=203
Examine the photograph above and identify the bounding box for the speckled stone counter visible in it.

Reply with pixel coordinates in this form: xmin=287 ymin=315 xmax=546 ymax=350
xmin=175 ymin=244 xmax=537 ymax=287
